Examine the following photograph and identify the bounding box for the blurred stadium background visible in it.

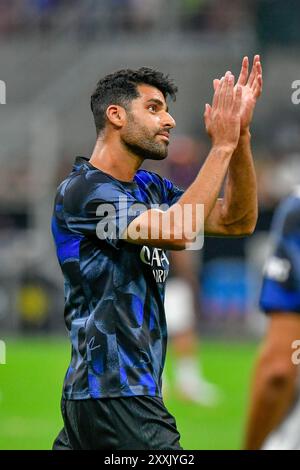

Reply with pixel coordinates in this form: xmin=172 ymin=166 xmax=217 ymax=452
xmin=0 ymin=0 xmax=300 ymax=449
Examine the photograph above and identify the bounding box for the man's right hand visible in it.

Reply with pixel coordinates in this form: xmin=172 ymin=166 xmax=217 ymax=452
xmin=204 ymin=71 xmax=242 ymax=153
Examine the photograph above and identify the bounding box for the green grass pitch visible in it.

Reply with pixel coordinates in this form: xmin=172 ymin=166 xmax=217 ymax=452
xmin=0 ymin=337 xmax=258 ymax=449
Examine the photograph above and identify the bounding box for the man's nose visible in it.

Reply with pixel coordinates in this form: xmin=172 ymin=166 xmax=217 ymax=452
xmin=163 ymin=113 xmax=176 ymax=129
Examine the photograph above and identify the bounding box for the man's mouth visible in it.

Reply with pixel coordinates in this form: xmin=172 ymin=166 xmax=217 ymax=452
xmin=157 ymin=132 xmax=170 ymax=142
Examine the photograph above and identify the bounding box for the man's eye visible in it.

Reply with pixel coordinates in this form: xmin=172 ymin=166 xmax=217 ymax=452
xmin=148 ymin=105 xmax=157 ymax=112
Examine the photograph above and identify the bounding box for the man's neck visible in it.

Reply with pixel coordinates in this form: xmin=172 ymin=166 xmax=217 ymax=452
xmin=89 ymin=137 xmax=143 ymax=182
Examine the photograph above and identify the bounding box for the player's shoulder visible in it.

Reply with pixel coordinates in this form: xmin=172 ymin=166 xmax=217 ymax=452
xmin=60 ymin=159 xmax=112 ymax=194
xmin=61 ymin=160 xmax=121 ymax=214
xmin=135 ymin=169 xmax=173 ymax=190
xmin=136 ymin=169 xmax=163 ymax=184
xmin=273 ymin=187 xmax=300 ymax=236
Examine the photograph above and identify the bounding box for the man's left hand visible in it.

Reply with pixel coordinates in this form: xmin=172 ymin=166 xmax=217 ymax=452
xmin=213 ymin=55 xmax=263 ymax=132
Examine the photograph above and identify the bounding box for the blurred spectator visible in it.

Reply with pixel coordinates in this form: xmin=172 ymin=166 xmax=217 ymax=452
xmin=179 ymin=0 xmax=209 ymax=31
xmin=165 ymin=134 xmax=205 ymax=187
xmin=206 ymin=0 xmax=252 ymax=34
xmin=0 ymin=0 xmax=22 ymax=34
xmin=129 ymin=0 xmax=163 ymax=31
xmin=25 ymin=0 xmax=60 ymax=33
xmin=0 ymin=0 xmax=254 ymax=37
xmin=16 ymin=271 xmax=53 ymax=332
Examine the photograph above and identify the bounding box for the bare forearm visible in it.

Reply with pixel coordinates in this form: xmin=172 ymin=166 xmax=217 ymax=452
xmin=172 ymin=144 xmax=233 ymax=232
xmin=221 ymin=128 xmax=257 ymax=229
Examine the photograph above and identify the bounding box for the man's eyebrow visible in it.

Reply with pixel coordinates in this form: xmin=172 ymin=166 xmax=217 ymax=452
xmin=145 ymin=98 xmax=169 ymax=113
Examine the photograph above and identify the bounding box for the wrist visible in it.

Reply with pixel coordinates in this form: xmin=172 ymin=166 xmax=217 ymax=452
xmin=211 ymin=143 xmax=236 ymax=156
xmin=240 ymin=127 xmax=251 ymax=139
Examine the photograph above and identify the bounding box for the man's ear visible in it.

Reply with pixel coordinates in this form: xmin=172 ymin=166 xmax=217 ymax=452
xmin=106 ymin=105 xmax=126 ymax=129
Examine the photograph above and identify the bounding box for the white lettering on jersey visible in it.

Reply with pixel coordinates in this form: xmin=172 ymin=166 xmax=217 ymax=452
xmin=140 ymin=246 xmax=169 ymax=283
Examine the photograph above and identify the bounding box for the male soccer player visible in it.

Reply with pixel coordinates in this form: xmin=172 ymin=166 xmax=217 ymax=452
xmin=52 ymin=58 xmax=262 ymax=450
xmin=245 ymin=187 xmax=300 ymax=450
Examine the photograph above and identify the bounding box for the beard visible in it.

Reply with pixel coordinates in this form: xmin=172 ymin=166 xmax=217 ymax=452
xmin=120 ymin=116 xmax=168 ymax=161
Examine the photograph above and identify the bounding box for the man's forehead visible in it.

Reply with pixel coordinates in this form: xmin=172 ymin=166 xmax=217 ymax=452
xmin=136 ymin=84 xmax=166 ymax=103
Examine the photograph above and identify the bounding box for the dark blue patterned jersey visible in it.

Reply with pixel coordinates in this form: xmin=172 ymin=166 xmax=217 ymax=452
xmin=260 ymin=187 xmax=300 ymax=314
xmin=51 ymin=156 xmax=183 ymax=399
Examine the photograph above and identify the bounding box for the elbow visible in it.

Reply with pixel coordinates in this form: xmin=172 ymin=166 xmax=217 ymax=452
xmin=237 ymin=224 xmax=256 ymax=237
xmin=227 ymin=213 xmax=258 ymax=237
xmin=240 ymin=207 xmax=258 ymax=236
xmin=244 ymin=211 xmax=258 ymax=236
xmin=223 ymin=223 xmax=255 ymax=237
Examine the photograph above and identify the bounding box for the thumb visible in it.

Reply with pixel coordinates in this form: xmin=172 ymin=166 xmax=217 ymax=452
xmin=204 ymin=104 xmax=212 ymax=131
xmin=204 ymin=103 xmax=212 ymax=117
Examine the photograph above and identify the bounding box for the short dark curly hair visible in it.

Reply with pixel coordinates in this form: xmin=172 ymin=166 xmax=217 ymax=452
xmin=90 ymin=67 xmax=177 ymax=135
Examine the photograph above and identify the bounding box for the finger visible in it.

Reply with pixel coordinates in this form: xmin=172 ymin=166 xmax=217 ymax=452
xmin=218 ymin=72 xmax=231 ymax=109
xmin=237 ymin=56 xmax=248 ymax=86
xmin=204 ymin=104 xmax=212 ymax=134
xmin=256 ymin=59 xmax=262 ymax=78
xmin=232 ymin=84 xmax=242 ymax=114
xmin=213 ymin=79 xmax=220 ymax=91
xmin=204 ymin=103 xmax=212 ymax=120
xmin=247 ymin=55 xmax=260 ymax=87
xmin=212 ymin=76 xmax=224 ymax=109
xmin=204 ymin=103 xmax=212 ymax=130
xmin=224 ymin=74 xmax=234 ymax=109
xmin=248 ymin=54 xmax=260 ymax=88
xmin=250 ymin=60 xmax=262 ymax=91
xmin=253 ymin=74 xmax=263 ymax=99
xmin=205 ymin=103 xmax=212 ymax=115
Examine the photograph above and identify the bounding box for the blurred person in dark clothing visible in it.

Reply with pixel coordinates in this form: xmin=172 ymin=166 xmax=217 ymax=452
xmin=245 ymin=187 xmax=300 ymax=449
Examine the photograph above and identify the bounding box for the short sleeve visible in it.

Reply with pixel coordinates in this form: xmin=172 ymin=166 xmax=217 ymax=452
xmin=161 ymin=176 xmax=184 ymax=206
xmin=63 ymin=175 xmax=151 ymax=249
xmin=259 ymin=195 xmax=300 ymax=314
